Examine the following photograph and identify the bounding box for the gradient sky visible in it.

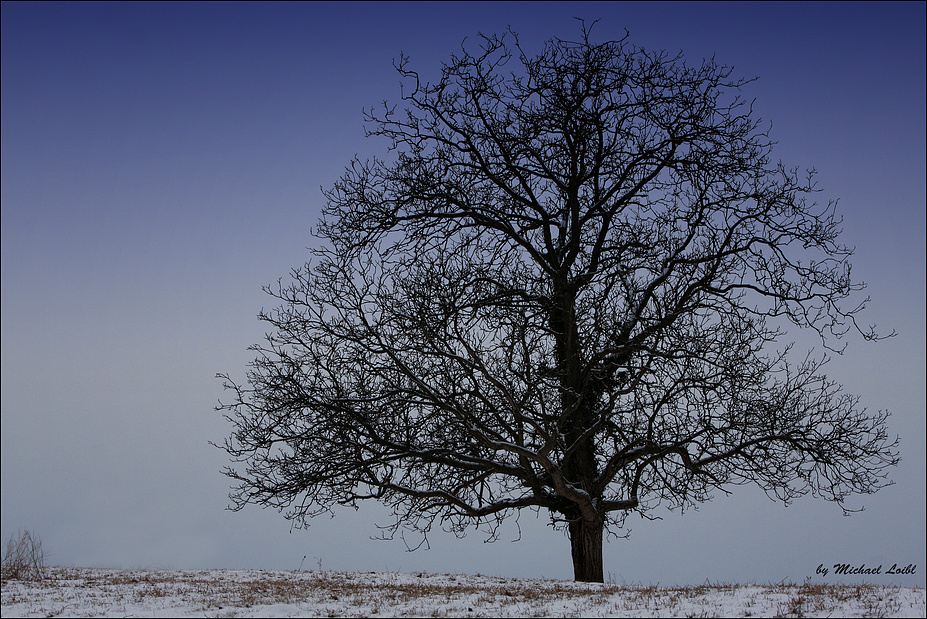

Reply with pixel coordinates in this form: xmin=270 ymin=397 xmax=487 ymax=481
xmin=2 ymin=2 xmax=924 ymax=586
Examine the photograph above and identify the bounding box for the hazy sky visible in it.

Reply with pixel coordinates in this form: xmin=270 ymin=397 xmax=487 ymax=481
xmin=2 ymin=2 xmax=924 ymax=586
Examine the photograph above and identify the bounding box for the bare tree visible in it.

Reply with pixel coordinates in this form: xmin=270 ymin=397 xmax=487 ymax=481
xmin=217 ymin=26 xmax=899 ymax=582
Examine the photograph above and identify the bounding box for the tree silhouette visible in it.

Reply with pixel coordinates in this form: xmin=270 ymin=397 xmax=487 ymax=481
xmin=218 ymin=26 xmax=899 ymax=582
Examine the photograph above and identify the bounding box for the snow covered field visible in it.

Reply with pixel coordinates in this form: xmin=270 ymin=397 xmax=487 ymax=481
xmin=2 ymin=567 xmax=924 ymax=617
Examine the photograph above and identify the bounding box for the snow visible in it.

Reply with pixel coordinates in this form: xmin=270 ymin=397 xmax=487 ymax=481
xmin=2 ymin=567 xmax=924 ymax=617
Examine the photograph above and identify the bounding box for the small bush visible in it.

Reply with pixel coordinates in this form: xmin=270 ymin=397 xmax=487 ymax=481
xmin=1 ymin=529 xmax=47 ymax=581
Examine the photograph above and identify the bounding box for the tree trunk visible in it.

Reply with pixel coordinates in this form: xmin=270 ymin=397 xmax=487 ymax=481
xmin=569 ymin=517 xmax=604 ymax=582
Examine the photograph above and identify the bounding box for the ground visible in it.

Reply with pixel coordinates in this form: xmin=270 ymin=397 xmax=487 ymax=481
xmin=2 ymin=567 xmax=924 ymax=617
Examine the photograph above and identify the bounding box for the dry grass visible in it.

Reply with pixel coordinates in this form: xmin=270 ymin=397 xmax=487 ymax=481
xmin=1 ymin=567 xmax=923 ymax=617
xmin=768 ymin=581 xmax=906 ymax=618
xmin=0 ymin=530 xmax=46 ymax=582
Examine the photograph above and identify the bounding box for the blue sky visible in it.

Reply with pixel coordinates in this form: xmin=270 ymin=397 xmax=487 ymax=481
xmin=2 ymin=2 xmax=924 ymax=585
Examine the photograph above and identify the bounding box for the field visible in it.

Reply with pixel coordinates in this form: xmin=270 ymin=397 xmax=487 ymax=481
xmin=2 ymin=567 xmax=924 ymax=617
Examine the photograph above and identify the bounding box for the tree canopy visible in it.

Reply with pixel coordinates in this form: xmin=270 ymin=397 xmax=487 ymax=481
xmin=218 ymin=26 xmax=899 ymax=582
